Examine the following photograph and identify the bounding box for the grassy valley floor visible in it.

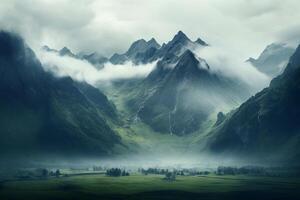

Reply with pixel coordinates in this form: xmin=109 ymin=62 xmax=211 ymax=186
xmin=1 ymin=174 xmax=300 ymax=200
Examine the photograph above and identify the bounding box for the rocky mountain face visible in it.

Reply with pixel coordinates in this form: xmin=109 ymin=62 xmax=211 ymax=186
xmin=59 ymin=47 xmax=77 ymax=57
xmin=208 ymin=44 xmax=300 ymax=163
xmin=80 ymin=52 xmax=108 ymax=69
xmin=127 ymin=32 xmax=250 ymax=135
xmin=0 ymin=31 xmax=121 ymax=158
xmin=154 ymin=31 xmax=207 ymax=59
xmin=109 ymin=38 xmax=161 ymax=64
xmin=247 ymin=43 xmax=295 ymax=78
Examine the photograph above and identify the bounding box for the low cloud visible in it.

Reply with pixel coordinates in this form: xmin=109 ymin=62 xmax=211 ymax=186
xmin=37 ymin=50 xmax=157 ymax=85
xmin=195 ymin=45 xmax=271 ymax=93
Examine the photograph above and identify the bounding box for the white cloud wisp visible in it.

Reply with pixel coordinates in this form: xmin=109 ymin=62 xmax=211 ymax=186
xmin=38 ymin=50 xmax=157 ymax=86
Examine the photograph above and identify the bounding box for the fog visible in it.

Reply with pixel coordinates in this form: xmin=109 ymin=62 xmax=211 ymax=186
xmin=37 ymin=50 xmax=157 ymax=85
xmin=0 ymin=151 xmax=273 ymax=170
xmin=195 ymin=45 xmax=271 ymax=93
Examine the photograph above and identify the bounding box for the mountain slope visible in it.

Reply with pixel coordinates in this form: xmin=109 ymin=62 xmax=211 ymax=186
xmin=208 ymin=44 xmax=300 ymax=163
xmin=247 ymin=43 xmax=295 ymax=78
xmin=128 ymin=48 xmax=250 ymax=135
xmin=0 ymin=31 xmax=121 ymax=158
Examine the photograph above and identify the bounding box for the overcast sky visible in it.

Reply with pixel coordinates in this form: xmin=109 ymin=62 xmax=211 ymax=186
xmin=0 ymin=0 xmax=300 ymax=58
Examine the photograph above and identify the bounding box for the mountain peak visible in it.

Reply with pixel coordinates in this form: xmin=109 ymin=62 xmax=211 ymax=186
xmin=195 ymin=38 xmax=208 ymax=46
xmin=42 ymin=45 xmax=51 ymax=51
xmin=59 ymin=47 xmax=74 ymax=57
xmin=60 ymin=46 xmax=71 ymax=52
xmin=134 ymin=39 xmax=147 ymax=44
xmin=148 ymin=37 xmax=156 ymax=43
xmin=266 ymin=42 xmax=287 ymax=49
xmin=157 ymin=31 xmax=192 ymax=57
xmin=172 ymin=31 xmax=190 ymax=43
xmin=248 ymin=42 xmax=296 ymax=77
xmin=147 ymin=38 xmax=160 ymax=48
xmin=42 ymin=45 xmax=58 ymax=53
xmin=246 ymin=57 xmax=256 ymax=63
xmin=177 ymin=30 xmax=186 ymax=36
xmin=126 ymin=38 xmax=160 ymax=58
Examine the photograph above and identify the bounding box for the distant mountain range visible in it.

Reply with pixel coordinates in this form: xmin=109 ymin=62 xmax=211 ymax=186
xmin=42 ymin=45 xmax=108 ymax=69
xmin=247 ymin=43 xmax=295 ymax=78
xmin=110 ymin=38 xmax=161 ymax=64
xmin=43 ymin=31 xmax=209 ymax=67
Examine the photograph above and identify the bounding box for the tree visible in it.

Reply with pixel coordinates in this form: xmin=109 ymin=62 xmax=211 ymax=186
xmin=55 ymin=169 xmax=61 ymax=177
xmin=106 ymin=168 xmax=124 ymax=177
xmin=164 ymin=172 xmax=176 ymax=181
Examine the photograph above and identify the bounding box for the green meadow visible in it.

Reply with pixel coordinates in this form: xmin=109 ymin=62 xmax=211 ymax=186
xmin=1 ymin=174 xmax=300 ymax=200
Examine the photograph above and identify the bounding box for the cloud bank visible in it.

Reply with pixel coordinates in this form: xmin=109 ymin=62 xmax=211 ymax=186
xmin=38 ymin=51 xmax=157 ymax=85
xmin=0 ymin=0 xmax=300 ymax=58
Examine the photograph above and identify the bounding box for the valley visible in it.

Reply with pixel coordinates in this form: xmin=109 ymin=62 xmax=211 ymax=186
xmin=2 ymin=1 xmax=300 ymax=199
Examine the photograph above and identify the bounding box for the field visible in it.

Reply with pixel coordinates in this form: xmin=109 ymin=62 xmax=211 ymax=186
xmin=1 ymin=173 xmax=300 ymax=200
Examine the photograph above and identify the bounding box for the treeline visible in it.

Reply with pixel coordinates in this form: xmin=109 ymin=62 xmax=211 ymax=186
xmin=106 ymin=168 xmax=130 ymax=177
xmin=92 ymin=166 xmax=104 ymax=171
xmin=15 ymin=168 xmax=61 ymax=179
xmin=138 ymin=168 xmax=210 ymax=176
xmin=216 ymin=166 xmax=300 ymax=176
xmin=216 ymin=166 xmax=266 ymax=175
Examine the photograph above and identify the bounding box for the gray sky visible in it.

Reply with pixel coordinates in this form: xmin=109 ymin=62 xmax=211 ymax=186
xmin=0 ymin=0 xmax=300 ymax=57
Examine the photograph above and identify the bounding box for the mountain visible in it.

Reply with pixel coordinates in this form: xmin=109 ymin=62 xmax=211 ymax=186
xmin=195 ymin=38 xmax=209 ymax=46
xmin=42 ymin=45 xmax=58 ymax=53
xmin=109 ymin=38 xmax=161 ymax=64
xmin=42 ymin=45 xmax=108 ymax=68
xmin=128 ymin=49 xmax=251 ymax=135
xmin=80 ymin=52 xmax=108 ymax=68
xmin=109 ymin=53 xmax=128 ymax=65
xmin=247 ymin=43 xmax=295 ymax=78
xmin=0 ymin=31 xmax=121 ymax=158
xmin=42 ymin=45 xmax=78 ymax=58
xmin=126 ymin=38 xmax=160 ymax=58
xmin=43 ymin=31 xmax=207 ymax=67
xmin=208 ymin=44 xmax=300 ymax=163
xmin=59 ymin=46 xmax=77 ymax=57
xmin=154 ymin=31 xmax=207 ymax=59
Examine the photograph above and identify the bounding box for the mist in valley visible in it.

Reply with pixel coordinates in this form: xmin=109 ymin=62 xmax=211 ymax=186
xmin=1 ymin=2 xmax=300 ymax=199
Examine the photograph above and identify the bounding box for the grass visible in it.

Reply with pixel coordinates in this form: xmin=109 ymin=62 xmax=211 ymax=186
xmin=1 ymin=174 xmax=300 ymax=200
